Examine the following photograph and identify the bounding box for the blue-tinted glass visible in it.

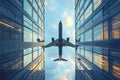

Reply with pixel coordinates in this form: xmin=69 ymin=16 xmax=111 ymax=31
xmin=103 ymin=20 xmax=109 ymax=40
xmin=24 ymin=53 xmax=32 ymax=67
xmin=93 ymin=47 xmax=103 ymax=54
xmin=85 ymin=3 xmax=92 ymax=20
xmin=85 ymin=46 xmax=92 ymax=51
xmin=33 ymin=32 xmax=38 ymax=42
xmin=93 ymin=23 xmax=103 ymax=40
xmin=24 ymin=0 xmax=32 ymax=16
xmin=111 ymin=51 xmax=120 ymax=79
xmin=84 ymin=0 xmax=90 ymax=9
xmin=80 ymin=14 xmax=84 ymax=24
xmin=81 ymin=49 xmax=84 ymax=57
xmin=85 ymin=29 xmax=92 ymax=41
xmin=93 ymin=10 xmax=103 ymax=21
xmin=33 ymin=47 xmax=38 ymax=51
xmin=33 ymin=23 xmax=39 ymax=32
xmin=24 ymin=27 xmax=32 ymax=42
xmin=33 ymin=51 xmax=38 ymax=59
xmin=33 ymin=0 xmax=38 ymax=11
xmin=24 ymin=16 xmax=32 ymax=29
xmin=112 ymin=13 xmax=120 ymax=39
xmin=80 ymin=0 xmax=84 ymax=9
xmin=80 ymin=33 xmax=84 ymax=42
xmin=33 ymin=10 xmax=38 ymax=22
xmin=94 ymin=0 xmax=102 ymax=10
xmin=24 ymin=48 xmax=32 ymax=55
xmin=85 ymin=50 xmax=92 ymax=62
xmin=85 ymin=19 xmax=92 ymax=28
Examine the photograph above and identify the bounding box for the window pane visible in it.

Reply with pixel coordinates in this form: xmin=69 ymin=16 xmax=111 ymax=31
xmin=33 ymin=10 xmax=38 ymax=22
xmin=80 ymin=33 xmax=84 ymax=42
xmin=24 ymin=53 xmax=32 ymax=67
xmin=24 ymin=48 xmax=32 ymax=55
xmin=94 ymin=0 xmax=102 ymax=10
xmin=111 ymin=51 xmax=120 ymax=79
xmin=112 ymin=13 xmax=120 ymax=39
xmin=24 ymin=16 xmax=32 ymax=29
xmin=24 ymin=0 xmax=32 ymax=17
xmin=93 ymin=23 xmax=103 ymax=40
xmin=80 ymin=14 xmax=84 ymax=24
xmin=85 ymin=29 xmax=92 ymax=41
xmin=103 ymin=20 xmax=109 ymax=40
xmin=80 ymin=0 xmax=84 ymax=9
xmin=85 ymin=3 xmax=92 ymax=20
xmin=93 ymin=52 xmax=103 ymax=68
xmin=93 ymin=10 xmax=103 ymax=21
xmin=81 ymin=49 xmax=84 ymax=57
xmin=93 ymin=47 xmax=109 ymax=71
xmin=33 ymin=32 xmax=38 ymax=42
xmin=33 ymin=51 xmax=38 ymax=60
xmin=84 ymin=0 xmax=90 ymax=9
xmin=85 ymin=50 xmax=92 ymax=62
xmin=24 ymin=27 xmax=32 ymax=42
xmin=33 ymin=0 xmax=38 ymax=11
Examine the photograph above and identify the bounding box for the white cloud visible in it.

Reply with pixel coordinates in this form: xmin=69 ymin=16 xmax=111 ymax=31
xmin=62 ymin=10 xmax=68 ymax=18
xmin=50 ymin=56 xmax=55 ymax=61
xmin=51 ymin=23 xmax=57 ymax=29
xmin=62 ymin=10 xmax=74 ymax=29
xmin=45 ymin=0 xmax=56 ymax=11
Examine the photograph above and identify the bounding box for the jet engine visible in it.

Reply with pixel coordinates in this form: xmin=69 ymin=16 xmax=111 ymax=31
xmin=52 ymin=37 xmax=54 ymax=42
xmin=67 ymin=37 xmax=69 ymax=42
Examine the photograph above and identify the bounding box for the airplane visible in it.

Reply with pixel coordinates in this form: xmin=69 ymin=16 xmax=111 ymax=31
xmin=43 ymin=21 xmax=75 ymax=61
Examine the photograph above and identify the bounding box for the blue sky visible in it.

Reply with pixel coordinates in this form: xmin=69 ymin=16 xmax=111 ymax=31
xmin=45 ymin=0 xmax=75 ymax=80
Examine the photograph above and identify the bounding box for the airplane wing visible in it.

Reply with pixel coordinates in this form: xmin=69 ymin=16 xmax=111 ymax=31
xmin=62 ymin=39 xmax=75 ymax=47
xmin=43 ymin=39 xmax=59 ymax=48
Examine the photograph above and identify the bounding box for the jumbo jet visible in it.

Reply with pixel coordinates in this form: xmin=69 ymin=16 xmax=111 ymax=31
xmin=42 ymin=21 xmax=75 ymax=61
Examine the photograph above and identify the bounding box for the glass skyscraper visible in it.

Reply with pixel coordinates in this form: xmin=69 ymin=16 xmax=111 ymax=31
xmin=0 ymin=0 xmax=45 ymax=80
xmin=75 ymin=0 xmax=120 ymax=80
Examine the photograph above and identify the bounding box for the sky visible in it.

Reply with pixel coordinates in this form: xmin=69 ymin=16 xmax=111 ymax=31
xmin=45 ymin=0 xmax=75 ymax=80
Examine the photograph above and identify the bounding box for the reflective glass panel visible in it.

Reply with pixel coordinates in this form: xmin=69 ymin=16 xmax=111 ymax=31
xmin=93 ymin=52 xmax=103 ymax=68
xmin=94 ymin=0 xmax=102 ymax=10
xmin=111 ymin=51 xmax=120 ymax=79
xmin=24 ymin=48 xmax=32 ymax=55
xmin=103 ymin=20 xmax=109 ymax=40
xmin=33 ymin=51 xmax=38 ymax=60
xmin=24 ymin=0 xmax=32 ymax=16
xmin=33 ymin=10 xmax=38 ymax=22
xmin=85 ymin=29 xmax=92 ymax=41
xmin=24 ymin=53 xmax=32 ymax=67
xmin=85 ymin=50 xmax=92 ymax=62
xmin=93 ymin=23 xmax=103 ymax=40
xmin=112 ymin=13 xmax=120 ymax=39
xmin=85 ymin=3 xmax=92 ymax=20
xmin=24 ymin=27 xmax=32 ymax=42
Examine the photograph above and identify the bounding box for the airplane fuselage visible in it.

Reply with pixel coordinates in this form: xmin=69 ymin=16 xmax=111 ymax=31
xmin=58 ymin=21 xmax=63 ymax=60
xmin=43 ymin=21 xmax=75 ymax=61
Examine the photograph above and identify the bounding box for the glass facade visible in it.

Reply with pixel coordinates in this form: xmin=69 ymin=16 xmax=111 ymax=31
xmin=75 ymin=0 xmax=120 ymax=80
xmin=0 ymin=0 xmax=45 ymax=80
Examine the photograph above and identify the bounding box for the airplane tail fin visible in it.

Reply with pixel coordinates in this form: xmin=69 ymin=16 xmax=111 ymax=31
xmin=53 ymin=58 xmax=67 ymax=61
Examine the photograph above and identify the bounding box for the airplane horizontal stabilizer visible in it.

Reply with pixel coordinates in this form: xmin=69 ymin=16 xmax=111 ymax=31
xmin=53 ymin=58 xmax=67 ymax=61
xmin=61 ymin=58 xmax=67 ymax=61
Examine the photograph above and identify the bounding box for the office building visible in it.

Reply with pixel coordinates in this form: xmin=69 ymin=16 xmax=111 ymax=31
xmin=75 ymin=0 xmax=120 ymax=80
xmin=0 ymin=0 xmax=45 ymax=80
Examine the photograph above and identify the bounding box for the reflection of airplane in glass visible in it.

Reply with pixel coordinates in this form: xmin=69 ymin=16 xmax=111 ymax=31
xmin=43 ymin=21 xmax=75 ymax=61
